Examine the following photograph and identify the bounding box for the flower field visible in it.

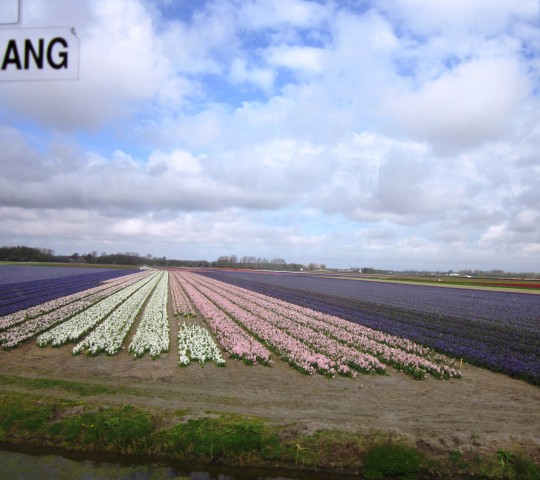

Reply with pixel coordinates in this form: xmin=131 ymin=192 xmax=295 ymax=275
xmin=197 ymin=269 xmax=540 ymax=384
xmin=176 ymin=271 xmax=459 ymax=379
xmin=71 ymin=272 xmax=164 ymax=356
xmin=0 ymin=271 xmax=150 ymax=348
xmin=0 ymin=265 xmax=481 ymax=380
xmin=174 ymin=271 xmax=273 ymax=366
xmin=0 ymin=265 xmax=136 ymax=316
xmin=178 ymin=323 xmax=226 ymax=366
xmin=129 ymin=272 xmax=170 ymax=359
xmin=36 ymin=271 xmax=161 ymax=349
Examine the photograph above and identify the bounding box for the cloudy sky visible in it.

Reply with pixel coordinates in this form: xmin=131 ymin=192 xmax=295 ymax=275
xmin=0 ymin=0 xmax=539 ymax=271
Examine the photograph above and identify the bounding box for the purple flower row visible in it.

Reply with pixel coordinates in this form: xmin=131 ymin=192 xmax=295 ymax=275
xmin=0 ymin=271 xmax=149 ymax=332
xmin=0 ymin=272 xmax=152 ymax=349
xmin=0 ymin=268 xmax=136 ymax=316
xmin=0 ymin=265 xmax=121 ymax=285
xmin=202 ymin=276 xmax=458 ymax=379
xmin=37 ymin=272 xmax=160 ymax=348
xmin=199 ymin=270 xmax=540 ymax=384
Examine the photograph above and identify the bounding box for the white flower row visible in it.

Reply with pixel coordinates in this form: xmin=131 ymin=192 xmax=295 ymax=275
xmin=178 ymin=323 xmax=225 ymax=366
xmin=37 ymin=271 xmax=160 ymax=347
xmin=72 ymin=272 xmax=163 ymax=356
xmin=0 ymin=271 xmax=150 ymax=332
xmin=128 ymin=271 xmax=170 ymax=359
xmin=175 ymin=272 xmax=272 ymax=365
xmin=0 ymin=272 xmax=152 ymax=349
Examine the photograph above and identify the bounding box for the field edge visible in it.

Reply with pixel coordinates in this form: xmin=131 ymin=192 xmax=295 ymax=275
xmin=1 ymin=375 xmax=538 ymax=480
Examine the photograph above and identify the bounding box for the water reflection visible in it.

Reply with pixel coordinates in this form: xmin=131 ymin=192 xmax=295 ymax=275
xmin=0 ymin=450 xmax=350 ymax=480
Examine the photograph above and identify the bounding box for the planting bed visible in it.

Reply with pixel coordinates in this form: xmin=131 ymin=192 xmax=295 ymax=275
xmin=197 ymin=269 xmax=540 ymax=384
xmin=0 ymin=265 xmax=539 ymax=474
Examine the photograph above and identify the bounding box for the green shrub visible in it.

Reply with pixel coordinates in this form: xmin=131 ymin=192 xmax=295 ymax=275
xmin=158 ymin=416 xmax=280 ymax=460
xmin=50 ymin=404 xmax=153 ymax=453
xmin=363 ymin=443 xmax=423 ymax=479
xmin=0 ymin=395 xmax=52 ymax=433
xmin=511 ymin=452 xmax=540 ymax=480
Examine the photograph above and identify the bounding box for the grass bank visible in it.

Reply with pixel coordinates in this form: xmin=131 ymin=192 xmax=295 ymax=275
xmin=0 ymin=378 xmax=538 ymax=480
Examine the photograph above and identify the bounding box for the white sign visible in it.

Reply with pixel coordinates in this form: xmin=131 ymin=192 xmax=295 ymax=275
xmin=0 ymin=0 xmax=20 ymax=25
xmin=0 ymin=26 xmax=79 ymax=81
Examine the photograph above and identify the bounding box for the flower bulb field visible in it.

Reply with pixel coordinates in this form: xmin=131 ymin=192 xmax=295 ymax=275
xmin=1 ymin=264 xmax=539 ymax=471
xmin=197 ymin=269 xmax=540 ymax=385
xmin=0 ymin=263 xmax=539 ymax=383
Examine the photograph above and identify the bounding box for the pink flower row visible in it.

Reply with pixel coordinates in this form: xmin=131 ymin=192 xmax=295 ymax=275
xmin=185 ymin=273 xmax=376 ymax=376
xmin=174 ymin=272 xmax=272 ymax=365
xmin=168 ymin=271 xmax=196 ymax=316
xmin=187 ymin=273 xmax=461 ymax=380
xmin=211 ymin=278 xmax=431 ymax=356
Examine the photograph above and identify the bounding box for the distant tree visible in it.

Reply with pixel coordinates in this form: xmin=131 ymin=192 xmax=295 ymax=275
xmin=0 ymin=246 xmax=54 ymax=262
xmin=216 ymin=256 xmax=230 ymax=268
xmin=270 ymin=258 xmax=286 ymax=268
xmin=289 ymin=263 xmax=303 ymax=271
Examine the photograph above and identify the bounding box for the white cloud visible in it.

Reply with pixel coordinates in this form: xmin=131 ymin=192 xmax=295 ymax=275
xmin=148 ymin=149 xmax=202 ymax=174
xmin=380 ymin=0 xmax=538 ymax=37
xmin=0 ymin=0 xmax=196 ymax=129
xmin=388 ymin=58 xmax=530 ymax=151
xmin=237 ymin=0 xmax=329 ymax=30
xmin=0 ymin=0 xmax=538 ymax=271
xmin=229 ymin=57 xmax=275 ymax=91
xmin=266 ymin=45 xmax=324 ymax=72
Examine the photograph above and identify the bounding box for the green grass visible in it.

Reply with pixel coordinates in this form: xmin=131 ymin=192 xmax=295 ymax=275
xmin=0 ymin=375 xmax=117 ymax=396
xmin=362 ymin=443 xmax=423 ymax=479
xmin=155 ymin=416 xmax=281 ymax=462
xmin=0 ymin=388 xmax=538 ymax=479
xmin=0 ymin=398 xmax=52 ymax=436
xmin=49 ymin=404 xmax=154 ymax=454
xmin=283 ymin=428 xmax=364 ymax=470
xmin=0 ymin=392 xmax=153 ymax=454
xmin=320 ymin=273 xmax=540 ymax=293
xmin=0 ymin=391 xmax=280 ymax=462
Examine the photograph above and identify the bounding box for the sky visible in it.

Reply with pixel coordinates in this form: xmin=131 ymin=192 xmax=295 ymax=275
xmin=0 ymin=0 xmax=539 ymax=271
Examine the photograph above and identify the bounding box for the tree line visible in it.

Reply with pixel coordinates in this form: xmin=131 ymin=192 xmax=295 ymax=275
xmin=3 ymin=245 xmax=537 ymax=277
xmin=0 ymin=246 xmax=202 ymax=267
xmin=214 ymin=255 xmax=306 ymax=271
xmin=0 ymin=246 xmax=303 ymax=271
xmin=0 ymin=246 xmax=56 ymax=263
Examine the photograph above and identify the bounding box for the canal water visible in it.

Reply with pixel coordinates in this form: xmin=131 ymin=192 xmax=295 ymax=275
xmin=0 ymin=449 xmax=356 ymax=480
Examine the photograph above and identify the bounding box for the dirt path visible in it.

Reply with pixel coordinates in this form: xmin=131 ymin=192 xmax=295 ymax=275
xmin=1 ymin=339 xmax=539 ymax=463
